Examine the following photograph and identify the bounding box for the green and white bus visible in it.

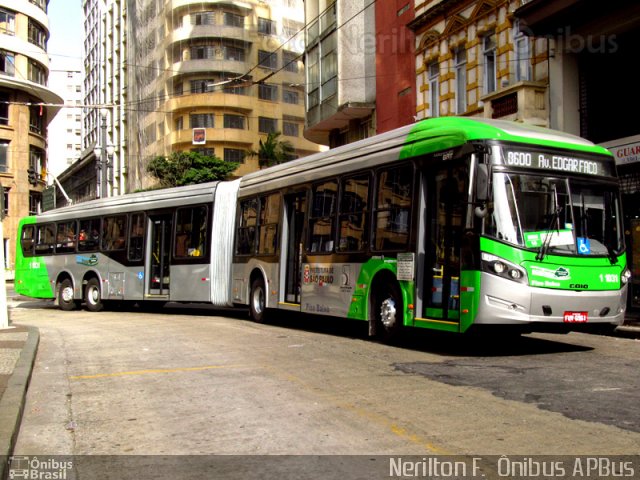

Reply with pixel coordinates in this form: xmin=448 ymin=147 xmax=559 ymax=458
xmin=15 ymin=118 xmax=629 ymax=337
xmin=231 ymin=117 xmax=628 ymax=336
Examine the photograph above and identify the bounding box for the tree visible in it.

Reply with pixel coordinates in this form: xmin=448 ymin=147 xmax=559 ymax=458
xmin=147 ymin=151 xmax=238 ymax=188
xmin=255 ymin=131 xmax=296 ymax=168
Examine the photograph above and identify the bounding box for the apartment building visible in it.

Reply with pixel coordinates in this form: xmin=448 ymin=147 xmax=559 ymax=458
xmin=126 ymin=0 xmax=322 ymax=191
xmin=0 ymin=0 xmax=63 ymax=273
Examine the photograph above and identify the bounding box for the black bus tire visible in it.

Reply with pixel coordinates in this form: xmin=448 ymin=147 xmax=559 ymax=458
xmin=85 ymin=277 xmax=104 ymax=312
xmin=58 ymin=278 xmax=77 ymax=311
xmin=249 ymin=277 xmax=267 ymax=323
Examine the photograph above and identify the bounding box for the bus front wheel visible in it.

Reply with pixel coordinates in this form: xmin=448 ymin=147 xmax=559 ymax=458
xmin=85 ymin=278 xmax=104 ymax=312
xmin=249 ymin=278 xmax=267 ymax=323
xmin=58 ymin=279 xmax=77 ymax=311
xmin=372 ymin=282 xmax=403 ymax=343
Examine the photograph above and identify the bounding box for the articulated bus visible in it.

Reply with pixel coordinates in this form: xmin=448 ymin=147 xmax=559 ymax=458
xmin=15 ymin=118 xmax=629 ymax=338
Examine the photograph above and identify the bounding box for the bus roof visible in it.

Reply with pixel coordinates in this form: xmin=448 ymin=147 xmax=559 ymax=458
xmin=29 ymin=181 xmax=220 ymax=222
xmin=239 ymin=117 xmax=612 ymax=194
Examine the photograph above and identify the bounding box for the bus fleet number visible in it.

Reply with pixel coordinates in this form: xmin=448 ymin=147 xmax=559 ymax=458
xmin=506 ymin=151 xmax=532 ymax=167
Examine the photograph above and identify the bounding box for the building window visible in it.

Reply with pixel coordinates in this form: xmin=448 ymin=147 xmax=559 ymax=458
xmin=191 ymin=148 xmax=215 ymax=157
xmin=258 ymin=18 xmax=276 ymax=35
xmin=224 ymin=12 xmax=244 ymax=28
xmin=320 ymin=33 xmax=337 ymax=100
xmin=307 ymin=46 xmax=319 ymax=108
xmin=190 ymin=79 xmax=215 ymax=94
xmin=28 ymin=20 xmax=47 ymax=49
xmin=29 ymin=191 xmax=41 ymax=215
xmin=224 ymin=114 xmax=245 ymax=129
xmin=29 ymin=106 xmax=45 ymax=135
xmin=258 ymin=50 xmax=277 ymax=70
xmin=224 ymin=148 xmax=246 ymax=164
xmin=175 ymin=116 xmax=183 ymax=130
xmin=191 ymin=12 xmax=215 ymax=26
xmin=258 ymin=117 xmax=277 ymax=134
xmin=30 ymin=146 xmax=44 ymax=176
xmin=223 ymin=44 xmax=245 ymax=62
xmin=28 ymin=60 xmax=46 ymax=85
xmin=0 ymin=141 xmax=8 ymax=173
xmin=283 ymin=51 xmax=299 ymax=72
xmin=0 ymin=92 xmax=8 ymax=125
xmin=428 ymin=61 xmax=439 ymax=118
xmin=283 ymin=89 xmax=299 ymax=104
xmin=28 ymin=0 xmax=47 ymax=13
xmin=258 ymin=83 xmax=278 ymax=101
xmin=454 ymin=48 xmax=467 ymax=114
xmin=514 ymin=24 xmax=532 ymax=82
xmin=190 ymin=45 xmax=215 ymax=60
xmin=190 ymin=113 xmax=214 ymax=129
xmin=0 ymin=9 xmax=16 ymax=35
xmin=483 ymin=32 xmax=497 ymax=94
xmin=283 ymin=121 xmax=299 ymax=137
xmin=0 ymin=50 xmax=15 ymax=76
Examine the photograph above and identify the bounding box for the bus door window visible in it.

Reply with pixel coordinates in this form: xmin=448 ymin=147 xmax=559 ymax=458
xmin=373 ymin=165 xmax=413 ymax=251
xmin=78 ymin=218 xmax=100 ymax=252
xmin=148 ymin=214 xmax=171 ymax=294
xmin=338 ymin=174 xmax=370 ymax=252
xmin=426 ymin=164 xmax=468 ymax=319
xmin=20 ymin=225 xmax=35 ymax=257
xmin=56 ymin=221 xmax=77 ymax=253
xmin=128 ymin=213 xmax=145 ymax=262
xmin=283 ymin=192 xmax=307 ymax=304
xmin=35 ymin=224 xmax=55 ymax=255
xmin=309 ymin=180 xmax=338 ymax=253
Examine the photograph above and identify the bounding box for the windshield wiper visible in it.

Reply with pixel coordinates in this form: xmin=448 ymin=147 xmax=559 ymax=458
xmin=536 ymin=206 xmax=562 ymax=261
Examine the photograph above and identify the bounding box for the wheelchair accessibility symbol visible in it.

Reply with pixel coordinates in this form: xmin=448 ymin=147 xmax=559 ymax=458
xmin=577 ymin=237 xmax=591 ymax=255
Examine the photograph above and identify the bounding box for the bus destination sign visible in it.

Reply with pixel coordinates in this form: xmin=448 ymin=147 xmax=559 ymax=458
xmin=502 ymin=148 xmax=614 ymax=177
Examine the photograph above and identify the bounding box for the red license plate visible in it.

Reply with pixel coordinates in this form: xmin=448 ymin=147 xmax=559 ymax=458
xmin=563 ymin=311 xmax=588 ymax=323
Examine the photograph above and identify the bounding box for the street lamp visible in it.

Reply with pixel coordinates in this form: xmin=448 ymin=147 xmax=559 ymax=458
xmin=93 ymin=145 xmax=102 ymax=198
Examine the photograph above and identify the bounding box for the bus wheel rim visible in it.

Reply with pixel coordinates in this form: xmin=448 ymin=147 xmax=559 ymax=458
xmin=380 ymin=298 xmax=397 ymax=328
xmin=252 ymin=287 xmax=264 ymax=314
xmin=89 ymin=286 xmax=99 ymax=304
xmin=61 ymin=286 xmax=74 ymax=303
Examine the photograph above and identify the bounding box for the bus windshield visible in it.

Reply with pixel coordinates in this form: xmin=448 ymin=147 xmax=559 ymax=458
xmin=487 ymin=172 xmax=623 ymax=257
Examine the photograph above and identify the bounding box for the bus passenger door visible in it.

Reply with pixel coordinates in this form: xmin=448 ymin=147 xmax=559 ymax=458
xmin=147 ymin=214 xmax=172 ymax=296
xmin=281 ymin=192 xmax=306 ymax=305
xmin=424 ymin=164 xmax=467 ymax=323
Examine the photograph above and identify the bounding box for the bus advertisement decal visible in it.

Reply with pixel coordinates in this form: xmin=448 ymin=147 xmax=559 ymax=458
xmin=76 ymin=254 xmax=99 ymax=266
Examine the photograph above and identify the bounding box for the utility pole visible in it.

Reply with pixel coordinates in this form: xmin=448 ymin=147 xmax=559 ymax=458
xmin=100 ymin=108 xmax=108 ymax=198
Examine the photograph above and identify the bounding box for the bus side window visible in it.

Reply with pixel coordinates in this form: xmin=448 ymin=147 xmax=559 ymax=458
xmin=56 ymin=221 xmax=77 ymax=253
xmin=174 ymin=206 xmax=208 ymax=258
xmin=102 ymin=215 xmax=127 ymax=251
xmin=78 ymin=218 xmax=100 ymax=252
xmin=35 ymin=224 xmax=55 ymax=255
xmin=20 ymin=225 xmax=35 ymax=257
xmin=338 ymin=174 xmax=369 ymax=252
xmin=257 ymin=193 xmax=280 ymax=255
xmin=128 ymin=213 xmax=145 ymax=261
xmin=373 ymin=164 xmax=413 ymax=251
xmin=309 ymin=180 xmax=337 ymax=253
xmin=236 ymin=198 xmax=258 ymax=255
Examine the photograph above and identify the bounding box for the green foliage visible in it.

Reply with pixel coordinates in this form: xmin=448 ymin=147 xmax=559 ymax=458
xmin=254 ymin=132 xmax=296 ymax=168
xmin=147 ymin=151 xmax=238 ymax=188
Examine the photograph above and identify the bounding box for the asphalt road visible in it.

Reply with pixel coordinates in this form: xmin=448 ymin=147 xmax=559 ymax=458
xmin=6 ymin=299 xmax=640 ymax=477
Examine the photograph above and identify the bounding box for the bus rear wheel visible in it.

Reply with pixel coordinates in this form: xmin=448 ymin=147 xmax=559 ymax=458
xmin=58 ymin=279 xmax=77 ymax=311
xmin=85 ymin=278 xmax=104 ymax=312
xmin=249 ymin=278 xmax=267 ymax=323
xmin=372 ymin=282 xmax=403 ymax=343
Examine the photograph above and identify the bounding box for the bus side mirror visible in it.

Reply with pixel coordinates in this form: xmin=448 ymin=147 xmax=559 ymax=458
xmin=474 ymin=164 xmax=489 ymax=218
xmin=475 ymin=164 xmax=488 ymax=201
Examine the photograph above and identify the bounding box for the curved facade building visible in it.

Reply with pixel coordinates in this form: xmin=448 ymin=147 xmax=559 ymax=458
xmin=127 ymin=0 xmax=322 ymax=191
xmin=0 ymin=0 xmax=63 ymax=273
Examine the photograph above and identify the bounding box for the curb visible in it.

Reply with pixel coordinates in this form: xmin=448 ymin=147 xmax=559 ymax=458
xmin=0 ymin=326 xmax=39 ymax=479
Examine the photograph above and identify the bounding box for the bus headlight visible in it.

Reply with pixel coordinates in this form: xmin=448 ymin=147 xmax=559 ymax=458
xmin=621 ymin=268 xmax=632 ymax=285
xmin=481 ymin=253 xmax=528 ymax=284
